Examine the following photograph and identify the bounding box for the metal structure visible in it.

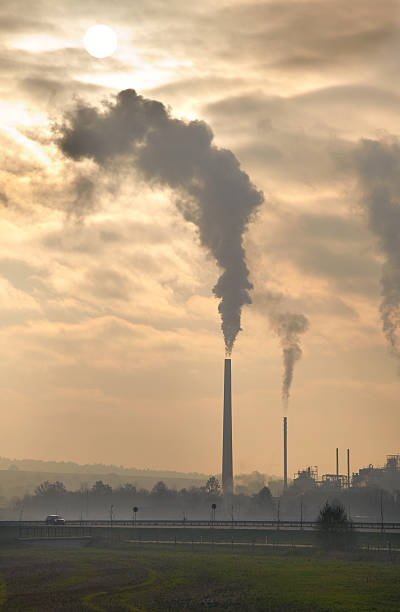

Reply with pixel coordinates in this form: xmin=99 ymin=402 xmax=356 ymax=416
xmin=336 ymin=447 xmax=339 ymax=476
xmin=283 ymin=416 xmax=287 ymax=489
xmin=321 ymin=473 xmax=348 ymax=488
xmin=293 ymin=466 xmax=318 ymax=490
xmin=222 ymin=358 xmax=233 ymax=494
xmin=386 ymin=454 xmax=400 ymax=471
xmin=352 ymin=454 xmax=400 ymax=490
xmin=347 ymin=449 xmax=350 ymax=486
xmin=10 ymin=519 xmax=400 ymax=535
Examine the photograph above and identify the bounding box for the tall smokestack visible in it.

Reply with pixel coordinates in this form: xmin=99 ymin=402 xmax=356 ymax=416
xmin=283 ymin=416 xmax=288 ymax=489
xmin=222 ymin=358 xmax=233 ymax=493
xmin=336 ymin=448 xmax=339 ymax=476
xmin=347 ymin=448 xmax=350 ymax=487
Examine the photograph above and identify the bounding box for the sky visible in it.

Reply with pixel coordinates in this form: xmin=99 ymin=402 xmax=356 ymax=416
xmin=1 ymin=0 xmax=400 ymax=481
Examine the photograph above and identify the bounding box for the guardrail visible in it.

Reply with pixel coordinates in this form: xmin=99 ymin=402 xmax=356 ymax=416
xmin=2 ymin=519 xmax=400 ymax=530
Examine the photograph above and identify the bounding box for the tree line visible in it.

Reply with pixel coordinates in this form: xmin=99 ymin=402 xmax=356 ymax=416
xmin=4 ymin=476 xmax=273 ymax=521
xmin=2 ymin=475 xmax=399 ymax=523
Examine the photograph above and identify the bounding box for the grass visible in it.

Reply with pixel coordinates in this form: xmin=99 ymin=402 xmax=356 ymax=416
xmin=0 ymin=541 xmax=399 ymax=611
xmin=4 ymin=523 xmax=400 ymax=549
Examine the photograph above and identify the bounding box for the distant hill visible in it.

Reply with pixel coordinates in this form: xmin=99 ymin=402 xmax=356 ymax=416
xmin=0 ymin=457 xmax=212 ymax=502
xmin=0 ymin=457 xmax=209 ymax=479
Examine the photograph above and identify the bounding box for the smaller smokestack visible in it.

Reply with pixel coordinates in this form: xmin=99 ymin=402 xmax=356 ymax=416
xmin=336 ymin=447 xmax=339 ymax=476
xmin=283 ymin=416 xmax=288 ymax=489
xmin=347 ymin=448 xmax=350 ymax=487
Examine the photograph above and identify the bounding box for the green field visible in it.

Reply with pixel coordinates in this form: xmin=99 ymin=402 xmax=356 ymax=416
xmin=0 ymin=542 xmax=399 ymax=611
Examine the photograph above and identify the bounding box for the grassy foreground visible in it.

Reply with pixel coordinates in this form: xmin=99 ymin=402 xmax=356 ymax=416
xmin=0 ymin=543 xmax=399 ymax=611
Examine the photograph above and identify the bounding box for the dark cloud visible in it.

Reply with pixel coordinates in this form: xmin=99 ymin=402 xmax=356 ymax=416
xmin=0 ymin=13 xmax=57 ymax=34
xmin=204 ymin=84 xmax=400 ymax=129
xmin=0 ymin=258 xmax=47 ymax=294
xmin=0 ymin=192 xmax=9 ymax=207
xmin=216 ymin=0 xmax=398 ymax=72
xmin=68 ymin=175 xmax=96 ymax=220
xmin=19 ymin=76 xmax=110 ymax=107
xmin=250 ymin=210 xmax=381 ymax=297
xmin=293 ymin=85 xmax=400 ymax=108
xmin=42 ymin=218 xmax=171 ymax=254
xmin=254 ymin=289 xmax=357 ymax=322
xmin=86 ymin=268 xmax=132 ymax=301
xmin=0 ymin=41 xmax=132 ymax=113
xmin=203 ymin=90 xmax=357 ymax=187
xmin=146 ymin=76 xmax=248 ymax=104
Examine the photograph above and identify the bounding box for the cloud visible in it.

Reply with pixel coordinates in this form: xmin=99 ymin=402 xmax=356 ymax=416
xmin=216 ymin=0 xmax=399 ymax=74
xmin=249 ymin=208 xmax=381 ymax=299
xmin=0 ymin=257 xmax=47 ymax=293
xmin=85 ymin=267 xmax=132 ymax=302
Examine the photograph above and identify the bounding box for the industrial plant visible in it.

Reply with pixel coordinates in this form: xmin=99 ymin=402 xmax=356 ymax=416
xmin=292 ymin=453 xmax=400 ymax=494
xmin=220 ymin=357 xmax=399 ymax=498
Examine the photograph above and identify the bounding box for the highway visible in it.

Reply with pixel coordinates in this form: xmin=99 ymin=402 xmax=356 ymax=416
xmin=2 ymin=519 xmax=400 ymax=532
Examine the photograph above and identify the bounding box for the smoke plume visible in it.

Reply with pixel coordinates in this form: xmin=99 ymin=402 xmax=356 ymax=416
xmin=355 ymin=138 xmax=400 ymax=361
xmin=271 ymin=311 xmax=309 ymax=411
xmin=260 ymin=290 xmax=308 ymax=410
xmin=57 ymin=89 xmax=263 ymax=354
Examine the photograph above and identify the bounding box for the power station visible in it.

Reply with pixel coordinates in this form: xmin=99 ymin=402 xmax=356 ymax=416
xmin=219 ymin=361 xmax=398 ymax=497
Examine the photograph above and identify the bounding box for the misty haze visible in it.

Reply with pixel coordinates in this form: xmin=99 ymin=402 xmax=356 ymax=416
xmin=0 ymin=0 xmax=399 ymax=610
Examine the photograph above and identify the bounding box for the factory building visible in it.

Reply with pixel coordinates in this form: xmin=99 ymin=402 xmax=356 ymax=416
xmin=291 ymin=453 xmax=400 ymax=494
xmin=352 ymin=454 xmax=400 ymax=492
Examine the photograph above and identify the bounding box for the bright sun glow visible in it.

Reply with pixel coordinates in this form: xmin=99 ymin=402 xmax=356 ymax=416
xmin=83 ymin=25 xmax=117 ymax=59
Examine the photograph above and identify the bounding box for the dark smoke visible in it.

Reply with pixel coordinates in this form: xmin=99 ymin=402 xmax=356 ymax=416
xmin=355 ymin=138 xmax=400 ymax=361
xmin=260 ymin=289 xmax=308 ymax=410
xmin=57 ymin=89 xmax=263 ymax=354
xmin=270 ymin=311 xmax=309 ymax=412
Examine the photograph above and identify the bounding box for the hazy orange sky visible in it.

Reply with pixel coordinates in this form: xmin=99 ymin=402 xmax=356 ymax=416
xmin=1 ymin=0 xmax=400 ymax=481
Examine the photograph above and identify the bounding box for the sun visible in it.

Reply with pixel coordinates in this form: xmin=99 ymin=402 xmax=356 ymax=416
xmin=83 ymin=25 xmax=118 ymax=59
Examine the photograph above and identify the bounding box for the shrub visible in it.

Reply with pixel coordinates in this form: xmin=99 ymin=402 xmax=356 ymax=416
xmin=315 ymin=500 xmax=356 ymax=550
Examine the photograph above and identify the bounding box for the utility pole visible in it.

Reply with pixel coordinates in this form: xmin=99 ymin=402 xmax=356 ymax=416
xmin=277 ymin=499 xmax=280 ymax=531
xmin=300 ymin=496 xmax=303 ymax=530
xmin=283 ymin=417 xmax=288 ymax=489
xmin=347 ymin=449 xmax=350 ymax=487
xmin=211 ymin=503 xmax=216 ymax=525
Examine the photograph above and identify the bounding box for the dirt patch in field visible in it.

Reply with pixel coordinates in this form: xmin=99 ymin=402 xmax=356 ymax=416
xmin=0 ymin=551 xmax=147 ymax=611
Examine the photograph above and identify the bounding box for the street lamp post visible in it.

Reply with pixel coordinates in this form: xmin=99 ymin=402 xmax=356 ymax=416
xmin=133 ymin=506 xmax=138 ymax=528
xmin=211 ymin=503 xmax=216 ymax=525
xmin=277 ymin=499 xmax=280 ymax=531
xmin=300 ymin=496 xmax=303 ymax=530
